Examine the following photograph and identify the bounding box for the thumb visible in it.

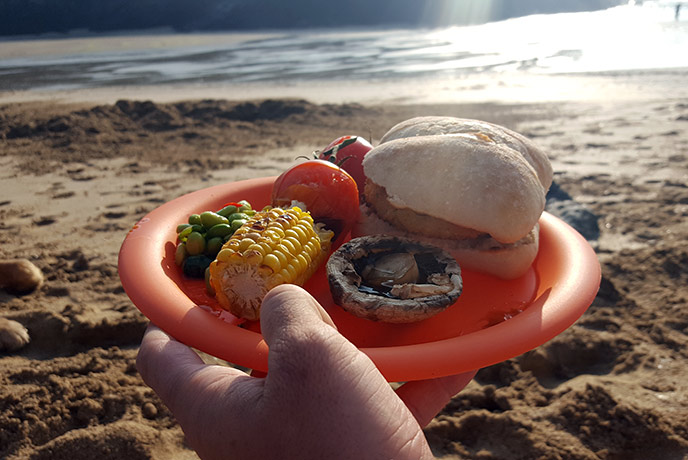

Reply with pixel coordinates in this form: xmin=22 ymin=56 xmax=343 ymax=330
xmin=258 ymin=284 xmax=371 ymax=394
xmin=259 ymin=284 xmax=336 ymax=345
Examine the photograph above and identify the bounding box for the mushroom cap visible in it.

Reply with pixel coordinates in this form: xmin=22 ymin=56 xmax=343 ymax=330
xmin=326 ymin=235 xmax=463 ymax=323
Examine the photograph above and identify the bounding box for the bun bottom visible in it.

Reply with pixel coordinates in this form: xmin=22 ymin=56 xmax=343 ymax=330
xmin=353 ymin=205 xmax=539 ymax=279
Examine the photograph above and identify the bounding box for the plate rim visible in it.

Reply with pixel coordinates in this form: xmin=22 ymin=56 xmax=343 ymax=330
xmin=118 ymin=176 xmax=601 ymax=381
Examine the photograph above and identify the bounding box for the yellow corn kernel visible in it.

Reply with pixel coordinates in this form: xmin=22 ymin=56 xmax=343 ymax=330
xmin=278 ymin=268 xmax=292 ymax=284
xmin=216 ymin=248 xmax=233 ymax=263
xmin=285 ymin=263 xmax=298 ymax=282
xmin=208 ymin=206 xmax=333 ymax=321
xmin=242 ymin=249 xmax=263 ymax=265
xmin=247 ymin=243 xmax=268 ymax=258
xmin=284 ymin=236 xmax=302 ymax=255
xmin=262 ymin=253 xmax=281 ymax=273
xmin=238 ymin=238 xmax=255 ymax=252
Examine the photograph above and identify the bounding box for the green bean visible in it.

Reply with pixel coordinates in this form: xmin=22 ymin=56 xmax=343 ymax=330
xmin=188 ymin=214 xmax=202 ymax=226
xmin=207 ymin=223 xmax=233 ymax=238
xmin=200 ymin=211 xmax=229 ymax=229
xmin=186 ymin=231 xmax=206 ymax=255
xmin=175 ymin=243 xmax=188 ymax=266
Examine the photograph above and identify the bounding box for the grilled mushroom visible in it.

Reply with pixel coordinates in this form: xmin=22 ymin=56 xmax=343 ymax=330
xmin=326 ymin=235 xmax=462 ymax=323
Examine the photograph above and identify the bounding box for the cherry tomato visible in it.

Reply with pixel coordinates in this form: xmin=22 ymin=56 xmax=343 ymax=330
xmin=272 ymin=159 xmax=359 ymax=246
xmin=318 ymin=135 xmax=373 ymax=198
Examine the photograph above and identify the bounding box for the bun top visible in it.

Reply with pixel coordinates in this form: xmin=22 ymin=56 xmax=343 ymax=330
xmin=380 ymin=116 xmax=553 ymax=191
xmin=362 ymin=133 xmax=546 ymax=243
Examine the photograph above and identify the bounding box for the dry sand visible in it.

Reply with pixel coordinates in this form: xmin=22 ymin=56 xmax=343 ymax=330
xmin=1 ymin=84 xmax=688 ymax=459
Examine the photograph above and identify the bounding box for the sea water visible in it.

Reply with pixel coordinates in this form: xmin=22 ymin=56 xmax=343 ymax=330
xmin=0 ymin=1 xmax=686 ymax=93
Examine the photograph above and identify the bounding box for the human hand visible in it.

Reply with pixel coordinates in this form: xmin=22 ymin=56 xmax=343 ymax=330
xmin=137 ymin=284 xmax=476 ymax=460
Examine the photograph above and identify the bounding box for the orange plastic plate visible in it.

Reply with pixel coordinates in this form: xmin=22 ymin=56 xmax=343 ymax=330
xmin=118 ymin=177 xmax=601 ymax=382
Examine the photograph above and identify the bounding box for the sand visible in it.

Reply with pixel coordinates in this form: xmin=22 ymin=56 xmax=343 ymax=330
xmin=1 ymin=84 xmax=688 ymax=459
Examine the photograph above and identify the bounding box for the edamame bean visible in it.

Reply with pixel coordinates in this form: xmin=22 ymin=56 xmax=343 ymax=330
xmin=188 ymin=214 xmax=202 ymax=226
xmin=207 ymin=223 xmax=233 ymax=238
xmin=204 ymin=267 xmax=215 ymax=295
xmin=227 ymin=212 xmax=249 ymax=222
xmin=178 ymin=226 xmax=193 ymax=240
xmin=206 ymin=237 xmax=224 ymax=257
xmin=176 ymin=223 xmax=191 ymax=234
xmin=230 ymin=219 xmax=248 ymax=231
xmin=175 ymin=243 xmax=188 ymax=266
xmin=200 ymin=211 xmax=229 ymax=229
xmin=217 ymin=205 xmax=238 ymax=217
xmin=186 ymin=231 xmax=206 ymax=255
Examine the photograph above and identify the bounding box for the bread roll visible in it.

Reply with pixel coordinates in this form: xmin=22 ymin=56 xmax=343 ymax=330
xmin=362 ymin=134 xmax=545 ymax=244
xmin=380 ymin=116 xmax=553 ymax=191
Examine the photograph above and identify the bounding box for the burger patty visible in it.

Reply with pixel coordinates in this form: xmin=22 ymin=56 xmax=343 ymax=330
xmin=364 ymin=181 xmax=488 ymax=240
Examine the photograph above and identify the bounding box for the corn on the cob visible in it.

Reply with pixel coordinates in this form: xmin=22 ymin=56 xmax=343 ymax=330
xmin=208 ymin=206 xmax=334 ymax=320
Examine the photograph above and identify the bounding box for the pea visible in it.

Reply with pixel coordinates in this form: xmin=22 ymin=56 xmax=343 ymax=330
xmin=206 ymin=237 xmax=224 ymax=257
xmin=188 ymin=214 xmax=202 ymax=226
xmin=178 ymin=225 xmax=193 ymax=240
xmin=174 ymin=243 xmax=188 ymax=266
xmin=200 ymin=211 xmax=229 ymax=229
xmin=186 ymin=231 xmax=206 ymax=255
xmin=217 ymin=205 xmax=238 ymax=217
xmin=207 ymin=223 xmax=233 ymax=238
xmin=227 ymin=212 xmax=249 ymax=222
xmin=176 ymin=223 xmax=191 ymax=234
xmin=230 ymin=218 xmax=248 ymax=231
xmin=204 ymin=267 xmax=215 ymax=296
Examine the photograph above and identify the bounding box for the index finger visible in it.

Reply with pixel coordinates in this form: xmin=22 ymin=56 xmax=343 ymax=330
xmin=395 ymin=370 xmax=477 ymax=427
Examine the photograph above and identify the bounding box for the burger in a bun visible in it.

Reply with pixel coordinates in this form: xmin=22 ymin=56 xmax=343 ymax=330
xmin=353 ymin=116 xmax=553 ymax=279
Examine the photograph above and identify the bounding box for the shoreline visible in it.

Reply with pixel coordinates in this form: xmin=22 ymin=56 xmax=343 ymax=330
xmin=3 ymin=68 xmax=688 ymax=107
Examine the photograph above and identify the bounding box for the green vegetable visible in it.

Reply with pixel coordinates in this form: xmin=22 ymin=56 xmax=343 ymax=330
xmin=174 ymin=199 xmax=255 ymax=278
xmin=217 ymin=205 xmax=238 ymax=217
xmin=188 ymin=214 xmax=202 ymax=226
xmin=207 ymin=223 xmax=233 ymax=239
xmin=205 ymin=237 xmax=224 ymax=257
xmin=183 ymin=255 xmax=212 ymax=278
xmin=200 ymin=211 xmax=229 ymax=229
xmin=175 ymin=243 xmax=188 ymax=266
xmin=204 ymin=267 xmax=215 ymax=295
xmin=230 ymin=219 xmax=248 ymax=231
xmin=186 ymin=231 xmax=206 ymax=255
